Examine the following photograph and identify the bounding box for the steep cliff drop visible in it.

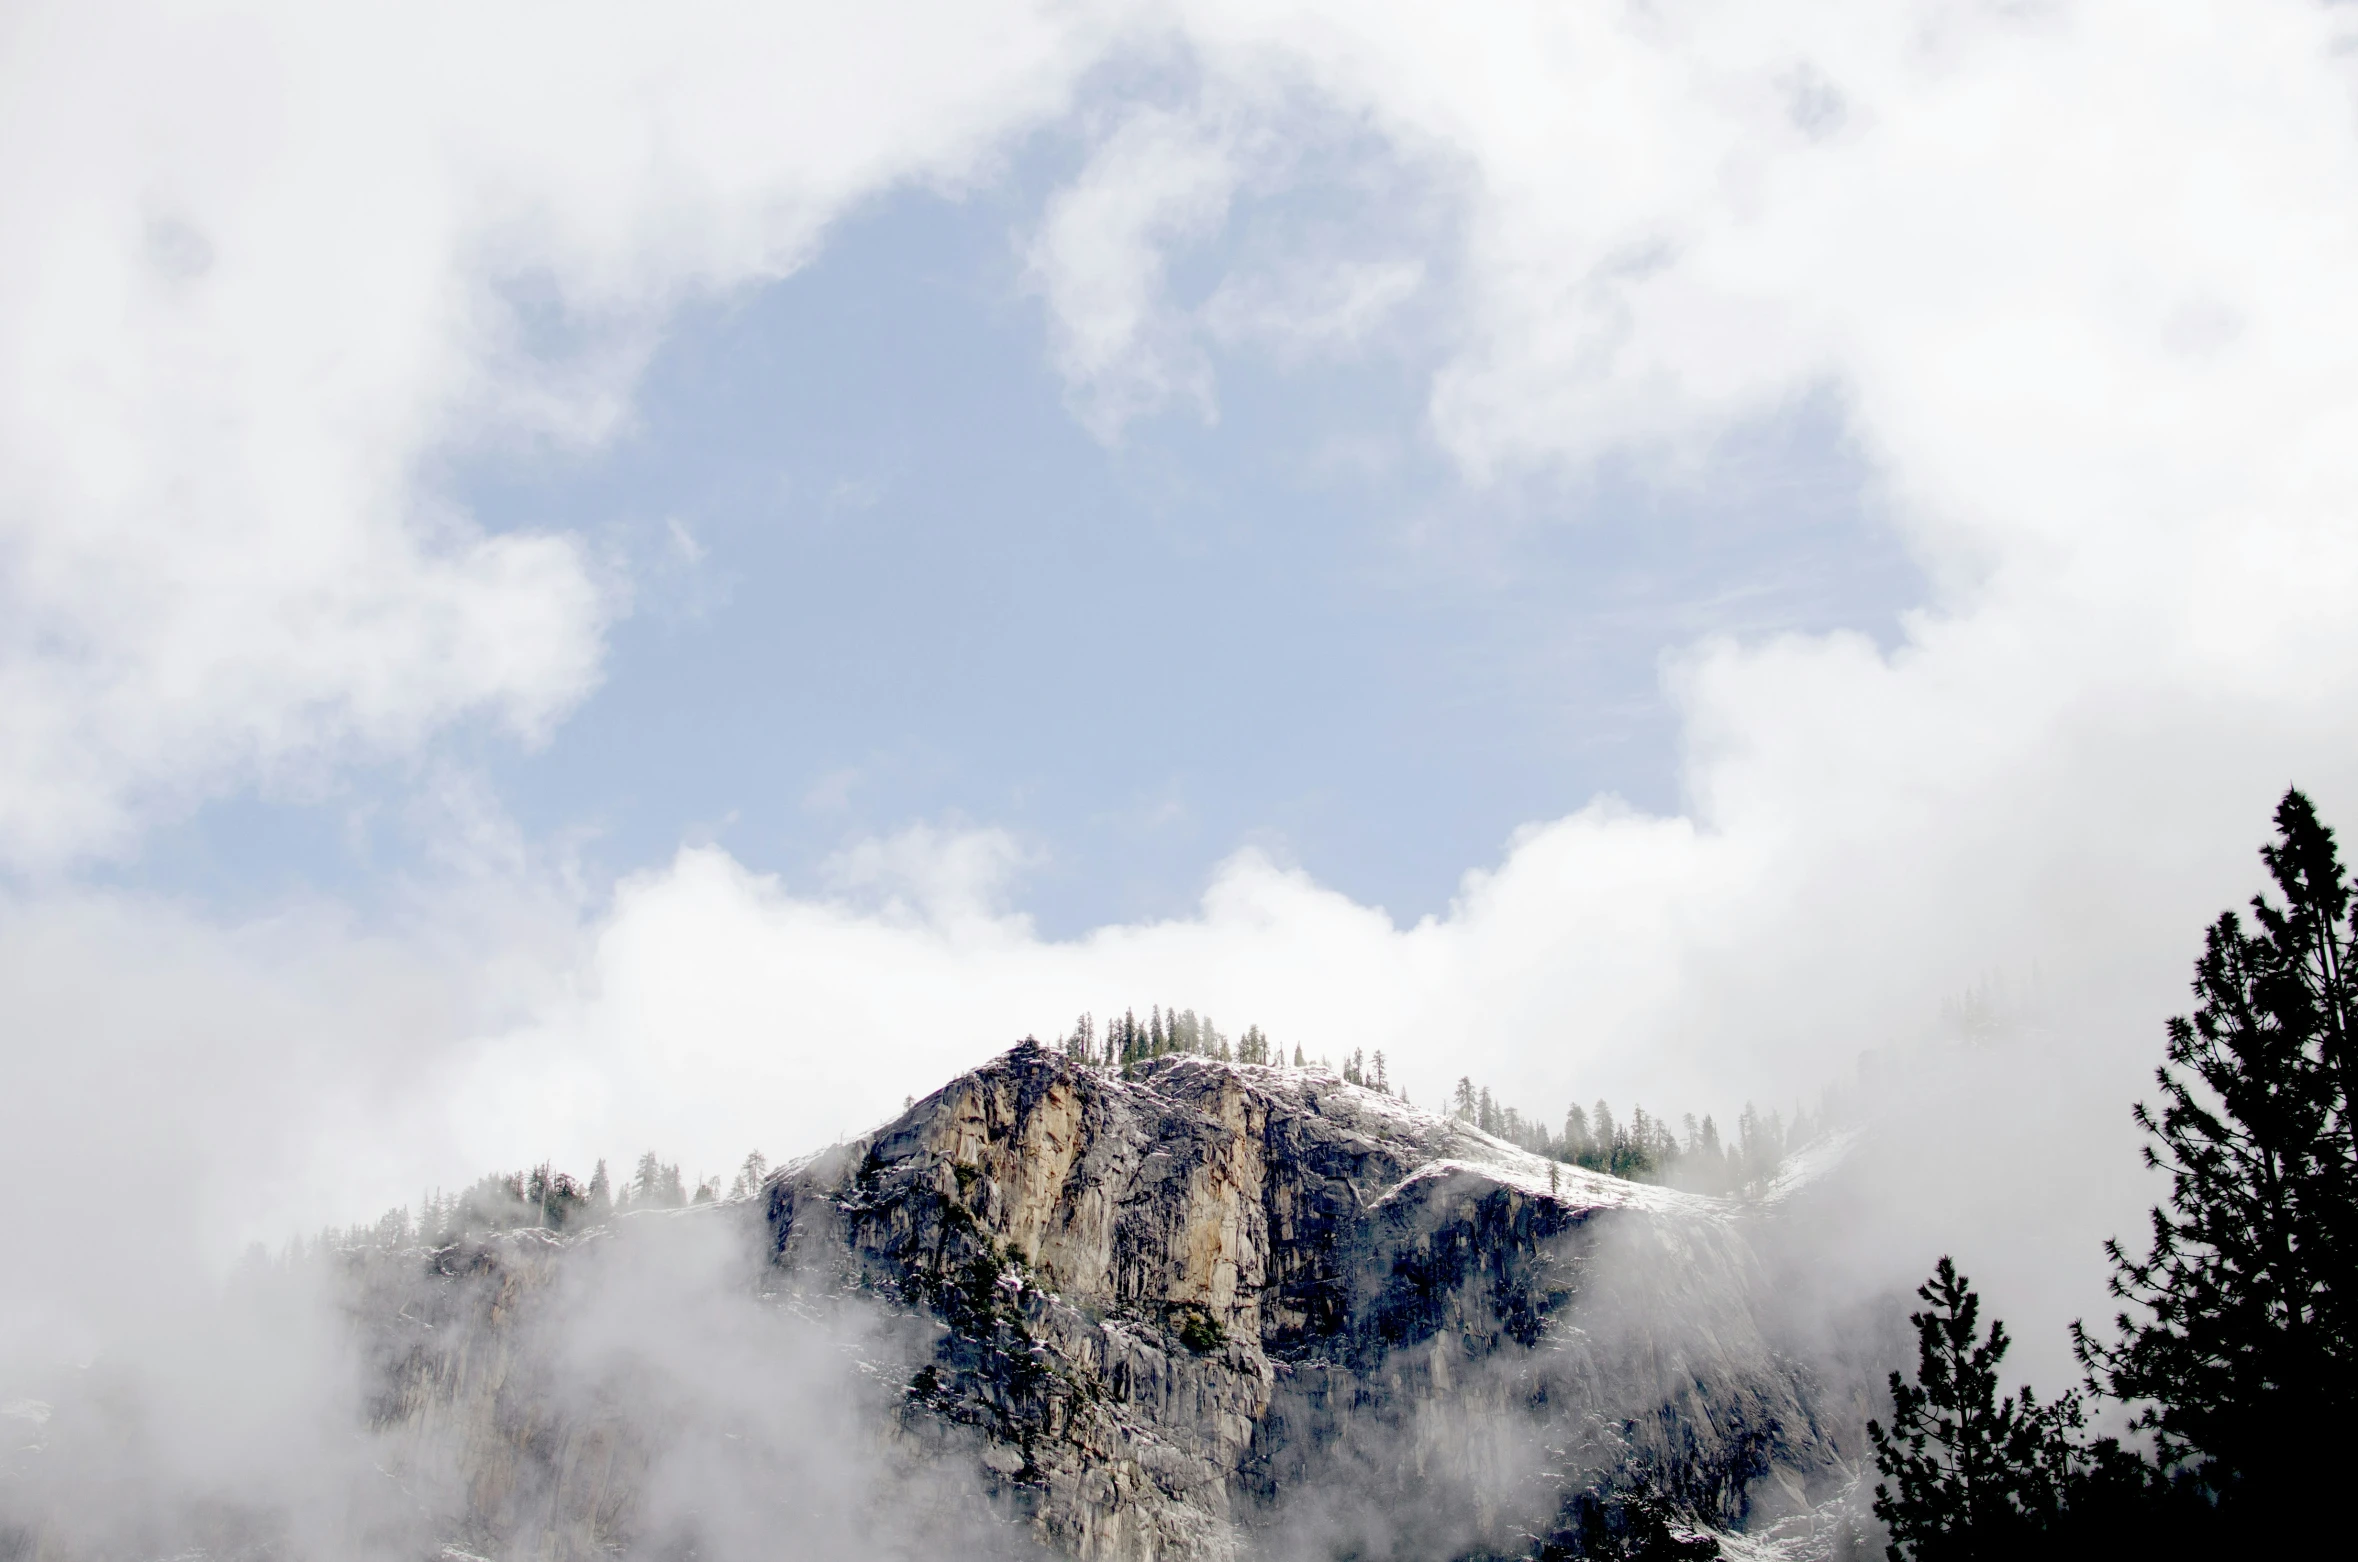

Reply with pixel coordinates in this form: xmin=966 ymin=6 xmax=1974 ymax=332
xmin=341 ymin=1043 xmax=1866 ymax=1561
xmin=1 ymin=1044 xmax=1868 ymax=1561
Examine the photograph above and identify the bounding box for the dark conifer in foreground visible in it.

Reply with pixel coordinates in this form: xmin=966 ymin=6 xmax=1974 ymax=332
xmin=1874 ymin=791 xmax=2358 ymax=1556
xmin=2074 ymin=787 xmax=2358 ymax=1517
xmin=1870 ymin=1261 xmax=2220 ymax=1561
xmin=1868 ymin=1259 xmax=2080 ymax=1559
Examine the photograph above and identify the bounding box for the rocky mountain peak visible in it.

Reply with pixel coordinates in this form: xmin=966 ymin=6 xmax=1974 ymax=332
xmin=756 ymin=1043 xmax=1852 ymax=1559
xmin=116 ymin=1043 xmax=1864 ymax=1562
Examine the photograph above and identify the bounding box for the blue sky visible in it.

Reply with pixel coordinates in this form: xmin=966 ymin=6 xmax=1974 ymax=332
xmin=131 ymin=156 xmax=1916 ymax=936
xmin=11 ymin=0 xmax=2358 ymax=1383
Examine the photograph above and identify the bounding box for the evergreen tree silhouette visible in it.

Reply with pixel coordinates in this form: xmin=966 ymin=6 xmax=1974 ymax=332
xmin=1869 ymin=1259 xmax=2080 ymax=1559
xmin=2075 ymin=787 xmax=2358 ymax=1520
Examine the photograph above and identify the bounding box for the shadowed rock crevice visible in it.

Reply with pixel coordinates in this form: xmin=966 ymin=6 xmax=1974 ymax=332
xmin=750 ymin=1044 xmax=1856 ymax=1559
xmin=83 ymin=1043 xmax=1864 ymax=1562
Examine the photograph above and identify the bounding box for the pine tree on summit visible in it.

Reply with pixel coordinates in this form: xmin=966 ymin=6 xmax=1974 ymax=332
xmin=2075 ymin=787 xmax=2358 ymax=1519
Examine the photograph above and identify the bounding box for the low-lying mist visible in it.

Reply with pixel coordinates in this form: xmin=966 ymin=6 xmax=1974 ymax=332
xmin=2 ymin=1028 xmax=2119 ymax=1562
xmin=0 ymin=1203 xmax=1035 ymax=1561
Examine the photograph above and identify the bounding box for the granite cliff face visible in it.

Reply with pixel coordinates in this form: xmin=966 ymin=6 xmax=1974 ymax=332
xmin=755 ymin=1044 xmax=1858 ymax=1560
xmin=137 ymin=1044 xmax=1860 ymax=1562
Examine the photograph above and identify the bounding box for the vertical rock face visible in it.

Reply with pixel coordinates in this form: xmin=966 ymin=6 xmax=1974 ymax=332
xmin=14 ymin=1044 xmax=1853 ymax=1561
xmin=764 ymin=1044 xmax=1855 ymax=1559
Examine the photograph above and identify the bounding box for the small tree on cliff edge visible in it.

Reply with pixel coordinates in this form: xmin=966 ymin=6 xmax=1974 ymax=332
xmin=1869 ymin=1258 xmax=2080 ymax=1560
xmin=2075 ymin=787 xmax=2358 ymax=1512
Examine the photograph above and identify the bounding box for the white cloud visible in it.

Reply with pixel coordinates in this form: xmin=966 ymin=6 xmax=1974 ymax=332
xmin=1201 ymin=256 xmax=1425 ymax=357
xmin=9 ymin=0 xmax=2358 ymax=1405
xmin=1023 ymin=70 xmax=1447 ymax=430
xmin=0 ymin=882 xmax=508 ymax=1361
xmin=0 ymin=0 xmax=1108 ymax=867
xmin=449 ymin=0 xmax=2358 ymax=1369
xmin=821 ymin=820 xmax=1040 ymax=927
xmin=1026 ymin=102 xmax=1241 ymax=436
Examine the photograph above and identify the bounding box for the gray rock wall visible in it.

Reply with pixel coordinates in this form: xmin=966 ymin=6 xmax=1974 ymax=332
xmin=14 ymin=1044 xmax=1857 ymax=1561
xmin=754 ymin=1045 xmax=1854 ymax=1559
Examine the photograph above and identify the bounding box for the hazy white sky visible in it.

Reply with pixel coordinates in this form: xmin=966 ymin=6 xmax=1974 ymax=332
xmin=7 ymin=0 xmax=2358 ymax=1373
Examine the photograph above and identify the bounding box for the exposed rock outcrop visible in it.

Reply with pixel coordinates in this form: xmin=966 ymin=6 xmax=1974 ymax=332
xmin=756 ymin=1043 xmax=1858 ymax=1559
xmin=4 ymin=1044 xmax=1864 ymax=1561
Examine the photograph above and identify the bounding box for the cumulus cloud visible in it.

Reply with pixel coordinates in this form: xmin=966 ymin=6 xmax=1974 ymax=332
xmin=0 ymin=0 xmax=1105 ymax=866
xmin=449 ymin=0 xmax=2358 ymax=1368
xmin=0 ymin=0 xmax=1117 ymax=1399
xmin=1023 ymin=67 xmax=1447 ymax=432
xmin=9 ymin=0 xmax=2358 ymax=1423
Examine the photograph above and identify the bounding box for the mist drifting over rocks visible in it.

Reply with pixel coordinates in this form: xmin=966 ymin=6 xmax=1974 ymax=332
xmin=1 ymin=1045 xmax=1909 ymax=1560
xmin=8 ymin=2 xmax=2358 ymax=1556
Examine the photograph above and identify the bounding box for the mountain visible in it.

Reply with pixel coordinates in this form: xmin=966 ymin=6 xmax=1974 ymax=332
xmin=0 ymin=1043 xmax=1871 ymax=1560
xmin=346 ymin=1042 xmax=1867 ymax=1560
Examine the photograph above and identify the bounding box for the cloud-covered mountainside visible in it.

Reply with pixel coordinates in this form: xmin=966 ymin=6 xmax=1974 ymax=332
xmin=0 ymin=1044 xmax=1880 ymax=1561
xmin=6 ymin=8 xmax=2358 ymax=1557
xmin=17 ymin=1 xmax=2358 ymax=1400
